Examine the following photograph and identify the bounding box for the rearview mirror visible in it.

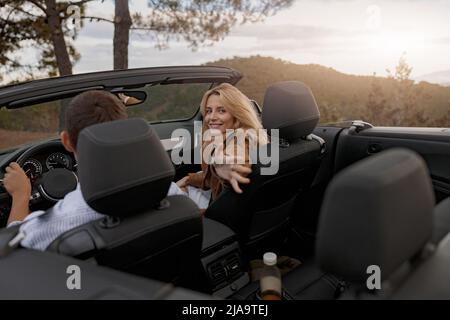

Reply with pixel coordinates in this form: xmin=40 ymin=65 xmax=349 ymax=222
xmin=113 ymin=90 xmax=147 ymax=106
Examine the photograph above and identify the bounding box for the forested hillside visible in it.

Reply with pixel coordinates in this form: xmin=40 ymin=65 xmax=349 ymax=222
xmin=208 ymin=56 xmax=450 ymax=127
xmin=2 ymin=55 xmax=450 ymax=150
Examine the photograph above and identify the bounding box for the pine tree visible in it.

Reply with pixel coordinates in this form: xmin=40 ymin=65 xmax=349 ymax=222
xmin=1 ymin=0 xmax=294 ymax=79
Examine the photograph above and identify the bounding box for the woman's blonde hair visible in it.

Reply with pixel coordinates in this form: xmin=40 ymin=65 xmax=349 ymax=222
xmin=200 ymin=83 xmax=267 ymax=145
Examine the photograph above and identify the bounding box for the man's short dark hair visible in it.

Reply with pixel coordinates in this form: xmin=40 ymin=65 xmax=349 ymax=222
xmin=65 ymin=90 xmax=128 ymax=149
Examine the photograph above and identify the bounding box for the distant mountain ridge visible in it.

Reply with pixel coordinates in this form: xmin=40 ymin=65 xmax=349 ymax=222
xmin=415 ymin=70 xmax=450 ymax=86
xmin=206 ymin=56 xmax=450 ymax=127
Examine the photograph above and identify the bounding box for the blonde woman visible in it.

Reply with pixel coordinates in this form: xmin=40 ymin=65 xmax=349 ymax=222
xmin=172 ymin=83 xmax=267 ymax=210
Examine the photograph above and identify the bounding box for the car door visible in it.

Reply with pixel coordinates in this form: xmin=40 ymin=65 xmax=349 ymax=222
xmin=290 ymin=122 xmax=450 ymax=249
xmin=333 ymin=124 xmax=450 ymax=203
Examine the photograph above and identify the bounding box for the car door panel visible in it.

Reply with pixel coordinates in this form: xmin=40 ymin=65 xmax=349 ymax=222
xmin=312 ymin=126 xmax=346 ymax=186
xmin=335 ymin=127 xmax=450 ymax=202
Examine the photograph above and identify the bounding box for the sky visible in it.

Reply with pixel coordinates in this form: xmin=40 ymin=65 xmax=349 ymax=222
xmin=14 ymin=0 xmax=450 ymax=80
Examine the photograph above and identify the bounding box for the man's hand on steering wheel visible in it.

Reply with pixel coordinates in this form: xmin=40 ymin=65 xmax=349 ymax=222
xmin=4 ymin=162 xmax=31 ymax=200
xmin=4 ymin=162 xmax=31 ymax=224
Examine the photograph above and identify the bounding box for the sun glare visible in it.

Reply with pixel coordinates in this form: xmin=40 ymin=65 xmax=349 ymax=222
xmin=367 ymin=31 xmax=426 ymax=59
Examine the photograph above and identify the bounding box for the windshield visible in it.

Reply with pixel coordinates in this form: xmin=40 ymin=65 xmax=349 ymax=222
xmin=0 ymin=100 xmax=63 ymax=152
xmin=0 ymin=82 xmax=211 ymax=152
xmin=126 ymin=82 xmax=210 ymax=122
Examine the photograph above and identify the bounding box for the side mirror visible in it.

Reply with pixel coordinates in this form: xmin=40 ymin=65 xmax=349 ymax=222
xmin=113 ymin=90 xmax=147 ymax=106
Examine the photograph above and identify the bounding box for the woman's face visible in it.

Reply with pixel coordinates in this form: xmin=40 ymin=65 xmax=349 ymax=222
xmin=204 ymin=94 xmax=236 ymax=133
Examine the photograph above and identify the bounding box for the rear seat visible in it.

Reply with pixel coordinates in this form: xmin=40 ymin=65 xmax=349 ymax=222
xmin=311 ymin=148 xmax=450 ymax=299
xmin=432 ymin=197 xmax=450 ymax=245
xmin=391 ymin=233 xmax=450 ymax=299
xmin=282 ymin=259 xmax=344 ymax=300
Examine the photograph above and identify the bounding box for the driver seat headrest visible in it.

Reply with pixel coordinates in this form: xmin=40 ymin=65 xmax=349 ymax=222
xmin=262 ymin=81 xmax=320 ymax=141
xmin=77 ymin=118 xmax=175 ymax=217
xmin=316 ymin=148 xmax=434 ymax=282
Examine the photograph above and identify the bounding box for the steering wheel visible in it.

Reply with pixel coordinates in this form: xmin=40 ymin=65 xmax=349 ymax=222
xmin=15 ymin=140 xmax=78 ymax=204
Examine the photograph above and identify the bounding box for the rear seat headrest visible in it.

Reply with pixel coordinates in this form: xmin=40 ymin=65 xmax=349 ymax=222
xmin=77 ymin=118 xmax=175 ymax=217
xmin=262 ymin=81 xmax=320 ymax=141
xmin=316 ymin=148 xmax=434 ymax=282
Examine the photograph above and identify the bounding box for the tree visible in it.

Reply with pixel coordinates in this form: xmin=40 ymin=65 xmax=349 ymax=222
xmin=366 ymin=73 xmax=388 ymax=125
xmin=319 ymin=101 xmax=341 ymax=124
xmin=88 ymin=0 xmax=294 ymax=70
xmin=0 ymin=0 xmax=88 ymax=80
xmin=44 ymin=0 xmax=74 ymax=75
xmin=365 ymin=55 xmax=435 ymax=127
xmin=385 ymin=54 xmax=427 ymax=126
xmin=2 ymin=0 xmax=294 ymax=78
xmin=0 ymin=2 xmax=38 ymax=81
xmin=113 ymin=0 xmax=132 ymax=69
xmin=429 ymin=100 xmax=450 ymax=128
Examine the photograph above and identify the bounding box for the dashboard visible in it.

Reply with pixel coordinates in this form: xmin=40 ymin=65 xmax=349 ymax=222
xmin=0 ymin=143 xmax=77 ymax=227
xmin=22 ymin=151 xmax=75 ymax=184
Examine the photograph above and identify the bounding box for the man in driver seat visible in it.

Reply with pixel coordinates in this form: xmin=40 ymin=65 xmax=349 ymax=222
xmin=3 ymin=90 xmax=127 ymax=250
xmin=3 ymin=90 xmax=249 ymax=251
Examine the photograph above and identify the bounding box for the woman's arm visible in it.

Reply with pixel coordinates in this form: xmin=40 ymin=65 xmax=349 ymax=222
xmin=187 ymin=171 xmax=208 ymax=188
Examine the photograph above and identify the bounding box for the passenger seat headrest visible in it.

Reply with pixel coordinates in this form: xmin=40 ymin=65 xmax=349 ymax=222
xmin=262 ymin=81 xmax=320 ymax=141
xmin=77 ymin=118 xmax=175 ymax=217
xmin=316 ymin=148 xmax=434 ymax=282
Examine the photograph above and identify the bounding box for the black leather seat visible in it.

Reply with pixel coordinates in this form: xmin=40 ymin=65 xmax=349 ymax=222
xmin=0 ymin=248 xmax=211 ymax=299
xmin=205 ymin=81 xmax=324 ymax=259
xmin=432 ymin=197 xmax=450 ymax=244
xmin=316 ymin=148 xmax=441 ymax=299
xmin=47 ymin=118 xmax=203 ymax=286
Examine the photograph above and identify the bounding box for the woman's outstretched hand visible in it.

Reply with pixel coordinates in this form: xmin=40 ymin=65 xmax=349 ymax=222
xmin=212 ymin=147 xmax=252 ymax=194
xmin=215 ymin=163 xmax=252 ymax=194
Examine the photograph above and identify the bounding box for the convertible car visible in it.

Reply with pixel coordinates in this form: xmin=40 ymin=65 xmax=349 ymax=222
xmin=0 ymin=66 xmax=450 ymax=300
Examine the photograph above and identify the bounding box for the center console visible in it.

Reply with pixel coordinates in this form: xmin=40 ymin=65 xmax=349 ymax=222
xmin=201 ymin=218 xmax=250 ymax=298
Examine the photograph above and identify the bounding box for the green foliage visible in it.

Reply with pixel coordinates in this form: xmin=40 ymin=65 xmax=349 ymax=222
xmin=0 ymin=0 xmax=85 ymax=81
xmin=133 ymin=0 xmax=294 ymax=50
xmin=2 ymin=0 xmax=293 ymax=78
